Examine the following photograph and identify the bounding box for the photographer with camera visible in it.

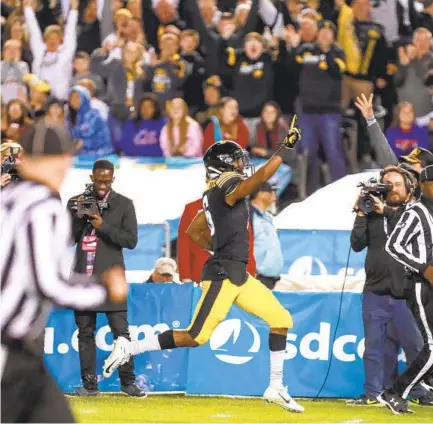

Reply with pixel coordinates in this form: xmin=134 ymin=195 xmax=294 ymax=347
xmin=66 ymin=159 xmax=145 ymax=397
xmin=348 ymin=166 xmax=433 ymax=406
xmin=1 ymin=140 xmax=21 ymax=187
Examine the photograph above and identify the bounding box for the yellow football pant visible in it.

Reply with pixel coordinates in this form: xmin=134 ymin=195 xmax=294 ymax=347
xmin=186 ymin=275 xmax=293 ymax=345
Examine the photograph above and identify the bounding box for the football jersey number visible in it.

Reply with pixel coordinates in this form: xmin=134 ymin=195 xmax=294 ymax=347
xmin=203 ymin=195 xmax=215 ymax=236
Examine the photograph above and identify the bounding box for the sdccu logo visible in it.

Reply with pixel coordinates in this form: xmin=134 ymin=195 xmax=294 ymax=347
xmin=44 ymin=323 xmax=170 ymax=355
xmin=209 ymin=320 xmax=406 ymax=364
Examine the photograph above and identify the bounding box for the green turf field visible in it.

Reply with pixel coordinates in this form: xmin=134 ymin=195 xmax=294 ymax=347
xmin=69 ymin=394 xmax=433 ymax=423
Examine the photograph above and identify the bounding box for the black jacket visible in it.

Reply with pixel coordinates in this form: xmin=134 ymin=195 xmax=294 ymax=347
xmin=67 ymin=190 xmax=138 ymax=312
xmin=185 ymin=0 xmax=259 ymax=89
xmin=291 ymin=42 xmax=345 ymax=114
xmin=350 ymin=206 xmax=407 ymax=298
xmin=226 ymin=49 xmax=274 ymax=118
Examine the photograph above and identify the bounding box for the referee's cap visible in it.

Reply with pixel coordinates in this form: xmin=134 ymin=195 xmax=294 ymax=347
xmin=420 ymin=165 xmax=433 ymax=182
xmin=19 ymin=122 xmax=74 ymax=157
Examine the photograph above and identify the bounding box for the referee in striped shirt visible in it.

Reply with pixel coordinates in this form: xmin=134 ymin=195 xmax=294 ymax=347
xmin=1 ymin=122 xmax=128 ymax=423
xmin=382 ymin=165 xmax=433 ymax=415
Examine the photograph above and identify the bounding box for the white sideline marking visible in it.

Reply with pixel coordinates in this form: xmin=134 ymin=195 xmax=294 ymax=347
xmin=339 ymin=419 xmax=363 ymax=424
xmin=212 ymin=414 xmax=233 ymax=419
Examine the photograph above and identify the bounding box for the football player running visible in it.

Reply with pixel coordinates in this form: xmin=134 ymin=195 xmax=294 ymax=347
xmin=103 ymin=117 xmax=303 ymax=412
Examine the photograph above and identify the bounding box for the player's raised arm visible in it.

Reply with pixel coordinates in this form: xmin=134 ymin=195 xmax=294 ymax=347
xmin=186 ymin=210 xmax=212 ymax=250
xmin=225 ymin=116 xmax=301 ymax=206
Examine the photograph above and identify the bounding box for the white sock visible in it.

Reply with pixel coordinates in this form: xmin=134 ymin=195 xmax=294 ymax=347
xmin=129 ymin=335 xmax=161 ymax=356
xmin=270 ymin=350 xmax=285 ymax=389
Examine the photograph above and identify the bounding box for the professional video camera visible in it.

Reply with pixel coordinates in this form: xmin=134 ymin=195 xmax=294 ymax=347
xmin=70 ymin=183 xmax=108 ymax=218
xmin=1 ymin=144 xmax=21 ymax=182
xmin=357 ymin=178 xmax=392 ymax=215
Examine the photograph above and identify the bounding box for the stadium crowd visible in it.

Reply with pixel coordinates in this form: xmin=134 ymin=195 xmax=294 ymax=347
xmin=1 ymin=0 xmax=432 ymax=197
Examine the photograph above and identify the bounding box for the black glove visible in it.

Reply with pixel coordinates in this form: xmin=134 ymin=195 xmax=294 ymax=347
xmin=275 ymin=115 xmax=301 ymax=162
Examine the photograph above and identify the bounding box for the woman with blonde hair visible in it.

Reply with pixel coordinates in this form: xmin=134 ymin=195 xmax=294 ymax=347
xmin=160 ymin=97 xmax=203 ymax=157
xmin=385 ymin=101 xmax=429 ymax=157
xmin=91 ymin=41 xmax=147 ymax=120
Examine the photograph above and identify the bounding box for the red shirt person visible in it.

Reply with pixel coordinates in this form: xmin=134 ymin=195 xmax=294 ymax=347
xmin=178 ymin=198 xmax=256 ymax=283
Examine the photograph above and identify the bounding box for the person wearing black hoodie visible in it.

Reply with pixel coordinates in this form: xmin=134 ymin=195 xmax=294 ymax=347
xmin=291 ymin=20 xmax=347 ymax=195
xmin=225 ymin=32 xmax=274 ymax=120
xmin=180 ymin=29 xmax=207 ymax=114
xmin=185 ymin=0 xmax=259 ymax=90
xmin=349 ymin=166 xmax=433 ymax=406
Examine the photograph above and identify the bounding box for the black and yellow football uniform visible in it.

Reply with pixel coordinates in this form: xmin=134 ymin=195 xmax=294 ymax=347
xmin=187 ymin=171 xmax=293 ymax=345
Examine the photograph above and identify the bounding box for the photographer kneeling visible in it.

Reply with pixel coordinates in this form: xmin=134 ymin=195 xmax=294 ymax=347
xmin=67 ymin=159 xmax=145 ymax=397
xmin=348 ymin=166 xmax=433 ymax=406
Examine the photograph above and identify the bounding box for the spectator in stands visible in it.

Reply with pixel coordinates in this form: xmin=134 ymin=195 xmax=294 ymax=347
xmin=1 ymin=39 xmax=29 ymax=104
xmin=76 ymin=78 xmax=109 ymax=121
xmin=70 ymin=52 xmax=104 ymax=97
xmin=127 ymin=17 xmax=147 ymax=45
xmin=186 ymin=0 xmax=259 ymax=88
xmin=146 ymin=257 xmax=178 ymax=283
xmin=226 ymin=32 xmax=275 ymax=128
xmin=195 ymin=75 xmax=223 ymax=128
xmin=143 ymin=0 xmax=187 ymax=50
xmin=3 ymin=99 xmax=31 ymax=142
xmin=250 ymin=183 xmax=283 ymax=290
xmin=396 ymin=28 xmax=433 ymax=119
xmin=4 ymin=18 xmax=33 ymax=68
xmin=23 ymin=0 xmax=79 ymax=100
xmin=336 ymin=0 xmax=388 ymax=109
xmin=76 ymin=0 xmax=102 ymax=55
xmin=91 ymin=41 xmax=147 ymax=121
xmin=101 ymin=8 xmax=133 ymax=60
xmin=160 ymin=97 xmax=203 ymax=157
xmin=45 ymin=98 xmax=65 ymax=125
xmin=117 ymin=93 xmax=166 ymax=156
xmin=298 ymin=16 xmax=319 ymax=44
xmin=180 ymin=29 xmax=207 ymax=114
xmin=385 ymin=102 xmax=429 ymax=157
xmin=250 ymin=101 xmax=289 ymax=159
xmin=294 ymin=20 xmax=347 ymax=195
xmin=147 ymin=28 xmax=187 ymax=106
xmin=203 ymin=97 xmax=249 ymax=151
xmin=68 ymin=85 xmax=114 ymax=157
xmin=24 ymin=73 xmax=50 ymax=120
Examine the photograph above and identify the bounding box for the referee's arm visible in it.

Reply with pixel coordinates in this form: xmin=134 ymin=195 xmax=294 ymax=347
xmin=26 ymin=203 xmax=108 ymax=310
xmin=385 ymin=209 xmax=428 ymax=274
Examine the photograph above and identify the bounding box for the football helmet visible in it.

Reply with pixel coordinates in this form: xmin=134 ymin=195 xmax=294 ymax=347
xmin=203 ymin=141 xmax=254 ymax=179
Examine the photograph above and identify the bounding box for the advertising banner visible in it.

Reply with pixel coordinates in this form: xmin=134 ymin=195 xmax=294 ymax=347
xmin=46 ymin=285 xmax=401 ymax=398
xmin=45 ymin=284 xmax=193 ymax=393
xmin=186 ymin=290 xmax=367 ymax=398
xmin=279 ymin=230 xmax=366 ymax=277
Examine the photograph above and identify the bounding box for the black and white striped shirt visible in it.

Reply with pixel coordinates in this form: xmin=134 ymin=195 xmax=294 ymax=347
xmin=385 ymin=199 xmax=433 ymax=277
xmin=1 ymin=181 xmax=107 ymax=344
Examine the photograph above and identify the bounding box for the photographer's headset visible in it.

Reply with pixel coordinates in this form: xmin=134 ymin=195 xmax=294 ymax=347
xmin=379 ymin=165 xmax=418 ymax=201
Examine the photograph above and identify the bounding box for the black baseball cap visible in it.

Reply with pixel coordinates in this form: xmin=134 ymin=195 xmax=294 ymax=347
xmin=19 ymin=122 xmax=74 ymax=156
xmin=420 ymin=165 xmax=433 ymax=182
xmin=399 ymin=148 xmax=433 ymax=167
xmin=258 ymin=182 xmax=278 ymax=192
